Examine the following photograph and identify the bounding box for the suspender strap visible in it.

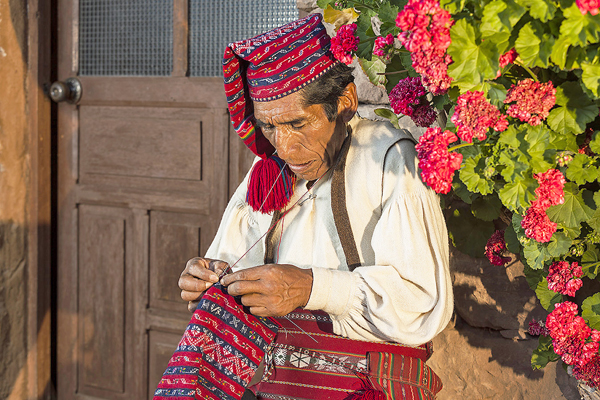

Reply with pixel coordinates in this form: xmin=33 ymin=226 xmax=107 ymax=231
xmin=330 ymin=132 xmax=362 ymax=271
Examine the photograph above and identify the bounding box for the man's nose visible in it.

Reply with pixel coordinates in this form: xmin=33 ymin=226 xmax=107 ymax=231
xmin=273 ymin=127 xmax=294 ymax=160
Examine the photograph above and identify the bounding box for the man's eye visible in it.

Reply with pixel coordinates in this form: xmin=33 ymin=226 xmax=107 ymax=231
xmin=291 ymin=123 xmax=304 ymax=130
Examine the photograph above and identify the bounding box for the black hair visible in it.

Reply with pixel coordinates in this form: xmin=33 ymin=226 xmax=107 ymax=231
xmin=299 ymin=62 xmax=355 ymax=122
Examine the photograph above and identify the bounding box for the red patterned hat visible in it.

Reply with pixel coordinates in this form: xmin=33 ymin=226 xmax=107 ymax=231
xmin=223 ymin=14 xmax=339 ymax=213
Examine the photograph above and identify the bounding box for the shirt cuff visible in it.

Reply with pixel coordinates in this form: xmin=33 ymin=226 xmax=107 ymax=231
xmin=304 ymin=267 xmax=357 ymax=317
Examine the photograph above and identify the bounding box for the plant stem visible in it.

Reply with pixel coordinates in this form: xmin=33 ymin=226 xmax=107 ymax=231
xmin=377 ymin=69 xmax=408 ymax=75
xmin=515 ymin=61 xmax=539 ymax=82
xmin=448 ymin=142 xmax=473 ymax=152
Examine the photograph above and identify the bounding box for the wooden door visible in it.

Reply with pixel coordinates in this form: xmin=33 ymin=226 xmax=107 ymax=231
xmin=55 ymin=1 xmax=298 ymax=399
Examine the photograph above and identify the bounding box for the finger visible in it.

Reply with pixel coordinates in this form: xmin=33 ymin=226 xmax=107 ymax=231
xmin=208 ymin=259 xmax=230 ymax=277
xmin=178 ymin=274 xmax=214 ymax=292
xmin=248 ymin=306 xmax=269 ymax=317
xmin=221 ymin=266 xmax=261 ymax=286
xmin=181 ymin=289 xmax=206 ymax=302
xmin=188 ymin=300 xmax=200 ymax=313
xmin=238 ymin=293 xmax=264 ymax=308
xmin=186 ymin=262 xmax=220 ymax=284
xmin=226 ymin=279 xmax=265 ymax=297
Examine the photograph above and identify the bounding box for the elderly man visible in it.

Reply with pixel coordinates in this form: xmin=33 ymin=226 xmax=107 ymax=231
xmin=178 ymin=14 xmax=452 ymax=400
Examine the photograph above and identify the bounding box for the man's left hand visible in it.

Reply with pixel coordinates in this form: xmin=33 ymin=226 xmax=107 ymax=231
xmin=220 ymin=264 xmax=313 ymax=317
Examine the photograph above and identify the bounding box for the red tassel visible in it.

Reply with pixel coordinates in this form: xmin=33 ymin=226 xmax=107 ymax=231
xmin=346 ymin=376 xmax=387 ymax=400
xmin=246 ymin=156 xmax=296 ymax=214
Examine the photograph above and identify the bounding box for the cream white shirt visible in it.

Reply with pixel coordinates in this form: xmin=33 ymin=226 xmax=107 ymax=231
xmin=206 ymin=116 xmax=453 ymax=346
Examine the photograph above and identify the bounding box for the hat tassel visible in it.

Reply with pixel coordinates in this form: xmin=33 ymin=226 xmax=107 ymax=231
xmin=247 ymin=156 xmax=295 ymax=214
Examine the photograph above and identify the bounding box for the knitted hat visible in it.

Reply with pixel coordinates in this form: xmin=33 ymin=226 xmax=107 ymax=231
xmin=223 ymin=13 xmax=339 ymax=213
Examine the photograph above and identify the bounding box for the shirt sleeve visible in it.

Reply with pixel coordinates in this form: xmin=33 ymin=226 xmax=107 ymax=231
xmin=304 ymin=140 xmax=453 ymax=345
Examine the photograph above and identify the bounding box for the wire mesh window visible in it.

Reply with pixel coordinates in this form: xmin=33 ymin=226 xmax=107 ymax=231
xmin=189 ymin=0 xmax=299 ymax=77
xmin=79 ymin=0 xmax=173 ymax=76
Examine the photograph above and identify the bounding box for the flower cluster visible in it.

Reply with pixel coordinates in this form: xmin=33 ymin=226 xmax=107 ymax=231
xmin=331 ymin=24 xmax=359 ymax=65
xmin=388 ymin=77 xmax=437 ymax=127
xmin=504 ymin=79 xmax=556 ymax=126
xmin=573 ymin=354 xmax=600 ymax=390
xmin=547 ymin=261 xmax=583 ymax=296
xmin=485 ymin=230 xmax=511 ymax=266
xmin=528 ymin=318 xmax=550 ymax=336
xmin=499 ymin=48 xmax=518 ymax=69
xmin=415 ymin=127 xmax=463 ymax=194
xmin=373 ymin=34 xmax=394 ymax=60
xmin=577 ymin=0 xmax=600 ymax=15
xmin=395 ymin=0 xmax=453 ymax=95
xmin=521 ymin=169 xmax=565 ymax=242
xmin=451 ymin=91 xmax=508 ymax=142
xmin=546 ymin=302 xmax=600 ymax=367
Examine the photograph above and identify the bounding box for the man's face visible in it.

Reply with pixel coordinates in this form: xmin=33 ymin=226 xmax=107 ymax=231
xmin=253 ymin=90 xmax=348 ymax=181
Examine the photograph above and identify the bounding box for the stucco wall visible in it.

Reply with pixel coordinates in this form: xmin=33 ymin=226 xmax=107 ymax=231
xmin=0 ymin=0 xmax=29 ymax=398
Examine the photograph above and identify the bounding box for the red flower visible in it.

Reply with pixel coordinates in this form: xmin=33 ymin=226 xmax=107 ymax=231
xmin=521 ymin=204 xmax=557 ymax=243
xmin=415 ymin=127 xmax=463 ymax=194
xmin=389 ymin=77 xmax=427 ymax=116
xmin=547 ymin=261 xmax=583 ymax=296
xmin=533 ymin=169 xmax=566 ymax=208
xmin=373 ymin=34 xmax=394 ymax=58
xmin=485 ymin=230 xmax=511 ymax=266
xmin=396 ymin=0 xmax=453 ymax=95
xmin=451 ymin=91 xmax=508 ymax=143
xmin=546 ymin=302 xmax=600 ymax=367
xmin=331 ymin=24 xmax=359 ymax=65
xmin=573 ymin=354 xmax=600 ymax=390
xmin=528 ymin=318 xmax=550 ymax=336
xmin=497 ymin=48 xmax=518 ymax=77
xmin=412 ymin=103 xmax=438 ymax=127
xmin=504 ymin=79 xmax=556 ymax=126
xmin=577 ymin=0 xmax=600 ymax=15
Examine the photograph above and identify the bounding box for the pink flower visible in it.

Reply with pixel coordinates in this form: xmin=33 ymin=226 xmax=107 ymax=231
xmin=451 ymin=91 xmax=508 ymax=143
xmin=331 ymin=24 xmax=359 ymax=65
xmin=389 ymin=77 xmax=427 ymax=116
xmin=415 ymin=127 xmax=463 ymax=194
xmin=577 ymin=0 xmax=600 ymax=14
xmin=521 ymin=204 xmax=557 ymax=243
xmin=573 ymin=354 xmax=600 ymax=390
xmin=528 ymin=318 xmax=550 ymax=336
xmin=485 ymin=230 xmax=511 ymax=266
xmin=546 ymin=302 xmax=600 ymax=367
xmin=395 ymin=0 xmax=453 ymax=95
xmin=499 ymin=48 xmax=518 ymax=69
xmin=547 ymin=261 xmax=583 ymax=296
xmin=504 ymin=79 xmax=556 ymax=126
xmin=534 ymin=169 xmax=566 ymax=209
xmin=373 ymin=34 xmax=395 ymax=58
xmin=412 ymin=103 xmax=438 ymax=127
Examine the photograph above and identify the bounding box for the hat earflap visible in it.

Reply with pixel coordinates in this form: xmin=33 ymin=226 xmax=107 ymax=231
xmin=246 ymin=155 xmax=296 ymax=214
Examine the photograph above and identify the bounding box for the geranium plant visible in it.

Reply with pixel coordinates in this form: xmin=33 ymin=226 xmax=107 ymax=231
xmin=320 ymin=0 xmax=600 ymax=389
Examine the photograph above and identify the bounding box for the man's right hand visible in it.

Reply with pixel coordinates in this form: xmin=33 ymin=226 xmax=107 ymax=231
xmin=179 ymin=257 xmax=229 ymax=312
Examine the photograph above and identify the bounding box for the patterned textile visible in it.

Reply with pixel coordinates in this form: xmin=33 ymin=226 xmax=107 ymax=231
xmin=154 ymin=284 xmax=279 ymax=400
xmin=251 ymin=309 xmax=441 ymax=400
xmin=222 ymin=13 xmax=337 ymax=159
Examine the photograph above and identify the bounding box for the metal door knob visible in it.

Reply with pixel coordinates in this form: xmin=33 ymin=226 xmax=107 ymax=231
xmin=49 ymin=77 xmax=82 ymax=104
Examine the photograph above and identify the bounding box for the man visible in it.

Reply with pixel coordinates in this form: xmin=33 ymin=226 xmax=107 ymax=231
xmin=178 ymin=13 xmax=452 ymax=400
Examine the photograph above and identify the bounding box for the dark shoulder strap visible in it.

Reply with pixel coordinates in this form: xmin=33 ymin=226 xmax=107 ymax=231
xmin=264 ymin=209 xmax=282 ymax=264
xmin=330 ymin=133 xmax=362 ymax=271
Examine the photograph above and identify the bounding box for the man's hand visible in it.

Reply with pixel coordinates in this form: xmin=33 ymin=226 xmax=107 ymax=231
xmin=220 ymin=264 xmax=313 ymax=317
xmin=179 ymin=257 xmax=229 ymax=312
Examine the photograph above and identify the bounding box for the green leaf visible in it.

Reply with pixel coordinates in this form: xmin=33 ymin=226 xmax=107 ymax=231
xmin=471 ymin=195 xmax=503 ymax=221
xmin=481 ymin=0 xmax=526 ymax=53
xmin=498 ymin=176 xmax=538 ymax=212
xmin=317 ymin=0 xmax=336 ymax=8
xmin=385 ymin=55 xmax=410 ymax=93
xmin=531 ymin=335 xmax=559 ymax=370
xmin=447 ymin=19 xmax=499 ymax=91
xmin=374 ymin=108 xmax=401 ymax=130
xmin=524 ymin=240 xmax=552 ymax=269
xmin=566 ymin=154 xmax=599 ymax=185
xmin=582 ymin=246 xmax=600 ymax=279
xmin=505 ymin=224 xmax=521 ymax=254
xmin=377 ymin=2 xmax=400 ymax=36
xmin=498 ymin=125 xmax=522 ymax=148
xmin=446 ymin=206 xmax=496 ymax=258
xmin=582 ymin=292 xmax=600 ymax=330
xmin=590 ymin=131 xmax=600 ymax=154
xmin=460 ymin=155 xmax=495 ymax=195
xmin=547 ymin=182 xmax=596 ymax=228
xmin=355 ymin=14 xmax=376 ymax=60
xmin=547 ymin=231 xmax=571 ymax=257
xmin=472 ymin=81 xmax=508 ymax=107
xmin=515 ymin=22 xmax=555 ymax=68
xmin=582 ymin=62 xmax=600 ymax=98
xmin=551 ymin=36 xmax=572 ymax=69
xmin=516 ymin=0 xmax=557 ymax=22
xmin=524 ymin=263 xmax=546 ymax=289
xmin=440 ymin=0 xmax=467 ymax=14
xmin=359 ymin=57 xmax=387 ymax=87
xmin=559 ymin=3 xmax=600 ymax=47
xmin=536 ymin=278 xmax=563 ymax=311
xmin=548 ymin=130 xmax=579 ymax=152
xmin=547 ymin=82 xmax=598 ymax=135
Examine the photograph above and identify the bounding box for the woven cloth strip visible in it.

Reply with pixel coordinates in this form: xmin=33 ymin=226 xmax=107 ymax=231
xmin=154 ymin=284 xmax=279 ymax=400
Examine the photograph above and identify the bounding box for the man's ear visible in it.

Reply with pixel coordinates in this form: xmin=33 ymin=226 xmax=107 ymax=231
xmin=337 ymin=82 xmax=358 ymax=123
